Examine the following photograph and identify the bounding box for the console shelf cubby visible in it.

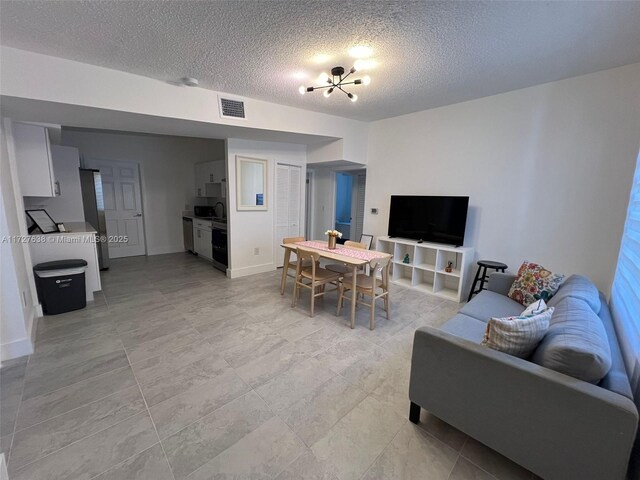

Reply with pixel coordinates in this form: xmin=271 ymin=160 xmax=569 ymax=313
xmin=376 ymin=237 xmax=474 ymax=303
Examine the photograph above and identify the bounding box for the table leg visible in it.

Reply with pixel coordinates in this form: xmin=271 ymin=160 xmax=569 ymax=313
xmin=280 ymin=247 xmax=292 ymax=295
xmin=350 ymin=264 xmax=357 ymax=329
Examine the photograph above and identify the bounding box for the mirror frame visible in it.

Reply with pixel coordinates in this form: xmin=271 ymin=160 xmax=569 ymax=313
xmin=236 ymin=155 xmax=268 ymax=211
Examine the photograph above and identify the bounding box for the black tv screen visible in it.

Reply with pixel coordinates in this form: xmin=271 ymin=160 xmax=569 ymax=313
xmin=388 ymin=195 xmax=469 ymax=246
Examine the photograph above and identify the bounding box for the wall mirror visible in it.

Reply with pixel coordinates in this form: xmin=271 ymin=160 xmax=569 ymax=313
xmin=236 ymin=155 xmax=267 ymax=211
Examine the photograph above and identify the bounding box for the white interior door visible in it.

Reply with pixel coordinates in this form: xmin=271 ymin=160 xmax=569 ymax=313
xmin=275 ymin=164 xmax=303 ymax=267
xmin=84 ymin=158 xmax=146 ymax=258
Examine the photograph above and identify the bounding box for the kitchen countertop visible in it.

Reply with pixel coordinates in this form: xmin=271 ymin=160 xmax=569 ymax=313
xmin=30 ymin=221 xmax=97 ymax=236
xmin=183 ymin=214 xmax=227 ymax=223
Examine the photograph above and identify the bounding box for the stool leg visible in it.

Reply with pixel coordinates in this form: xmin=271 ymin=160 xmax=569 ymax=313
xmin=478 ymin=266 xmax=489 ymax=293
xmin=468 ymin=265 xmax=482 ymax=301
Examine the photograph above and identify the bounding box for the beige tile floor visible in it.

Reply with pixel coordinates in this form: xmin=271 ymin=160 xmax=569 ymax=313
xmin=0 ymin=252 xmax=537 ymax=480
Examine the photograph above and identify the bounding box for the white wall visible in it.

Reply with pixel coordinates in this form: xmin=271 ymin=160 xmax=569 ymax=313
xmin=0 ymin=120 xmax=36 ymax=361
xmin=365 ymin=63 xmax=640 ymax=292
xmin=1 ymin=47 xmax=368 ymax=164
xmin=226 ymin=138 xmax=306 ymax=277
xmin=61 ymin=130 xmax=226 ymax=255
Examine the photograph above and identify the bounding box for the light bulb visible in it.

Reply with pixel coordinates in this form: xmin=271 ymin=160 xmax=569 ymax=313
xmin=323 ymin=88 xmax=332 ymax=98
xmin=354 ymin=59 xmax=377 ymax=71
xmin=350 ymin=94 xmax=358 ymax=102
xmin=349 ymin=45 xmax=373 ymax=58
xmin=318 ymin=72 xmax=330 ymax=84
xmin=362 ymin=75 xmax=371 ymax=86
xmin=298 ymin=85 xmax=306 ymax=95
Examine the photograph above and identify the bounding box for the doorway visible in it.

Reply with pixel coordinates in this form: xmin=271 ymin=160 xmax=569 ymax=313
xmin=83 ymin=158 xmax=147 ymax=258
xmin=334 ymin=169 xmax=366 ymax=242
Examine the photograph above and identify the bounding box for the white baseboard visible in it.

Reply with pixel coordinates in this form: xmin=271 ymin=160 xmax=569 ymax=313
xmin=228 ymin=263 xmax=275 ymax=278
xmin=1 ymin=453 xmax=8 ymax=480
xmin=1 ymin=335 xmax=34 ymax=361
xmin=1 ymin=306 xmax=36 ymax=362
xmin=147 ymin=245 xmax=185 ymax=256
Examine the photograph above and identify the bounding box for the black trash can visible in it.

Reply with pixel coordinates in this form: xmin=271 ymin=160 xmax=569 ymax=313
xmin=34 ymin=259 xmax=88 ymax=315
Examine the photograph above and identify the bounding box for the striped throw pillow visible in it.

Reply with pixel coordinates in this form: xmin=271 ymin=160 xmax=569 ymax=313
xmin=482 ymin=307 xmax=554 ymax=358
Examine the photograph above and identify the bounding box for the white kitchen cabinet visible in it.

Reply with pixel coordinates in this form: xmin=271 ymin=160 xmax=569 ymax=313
xmin=195 ymin=160 xmax=226 ymax=198
xmin=194 ymin=226 xmax=213 ymax=260
xmin=13 ymin=122 xmax=58 ymax=197
xmin=195 ymin=163 xmax=208 ymax=197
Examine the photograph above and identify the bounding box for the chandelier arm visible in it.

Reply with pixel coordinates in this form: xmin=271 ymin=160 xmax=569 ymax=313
xmin=336 ymin=86 xmax=351 ymax=97
xmin=341 ymin=70 xmax=354 ymax=82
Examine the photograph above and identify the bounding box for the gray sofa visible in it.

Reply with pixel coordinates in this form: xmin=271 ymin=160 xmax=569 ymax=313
xmin=408 ymin=272 xmax=638 ymax=480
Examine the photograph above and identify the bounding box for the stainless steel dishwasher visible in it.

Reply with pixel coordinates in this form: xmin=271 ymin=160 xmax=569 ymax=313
xmin=182 ymin=216 xmax=194 ymax=253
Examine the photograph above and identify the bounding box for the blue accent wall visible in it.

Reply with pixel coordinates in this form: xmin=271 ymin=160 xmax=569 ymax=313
xmin=335 ymin=173 xmax=352 ymax=224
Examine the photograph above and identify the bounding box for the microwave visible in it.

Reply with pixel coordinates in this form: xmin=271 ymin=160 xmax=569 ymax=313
xmin=193 ymin=205 xmax=215 ymax=217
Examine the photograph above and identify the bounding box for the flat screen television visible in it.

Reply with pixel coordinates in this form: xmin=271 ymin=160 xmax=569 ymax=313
xmin=388 ymin=195 xmax=469 ymax=246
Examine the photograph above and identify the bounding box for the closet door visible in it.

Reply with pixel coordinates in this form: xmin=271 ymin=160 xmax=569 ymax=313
xmin=275 ymin=164 xmax=303 ymax=267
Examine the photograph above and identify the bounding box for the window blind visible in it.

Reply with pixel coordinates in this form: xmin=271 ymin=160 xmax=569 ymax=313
xmin=611 ymin=151 xmax=640 ymax=394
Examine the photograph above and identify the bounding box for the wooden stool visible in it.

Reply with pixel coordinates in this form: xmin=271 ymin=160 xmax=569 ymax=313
xmin=467 ymin=260 xmax=508 ymax=301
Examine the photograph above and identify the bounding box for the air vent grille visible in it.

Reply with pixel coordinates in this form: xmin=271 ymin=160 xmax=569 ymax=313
xmin=219 ymin=98 xmax=246 ymax=119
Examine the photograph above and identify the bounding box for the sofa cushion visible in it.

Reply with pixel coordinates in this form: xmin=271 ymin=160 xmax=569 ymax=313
xmin=597 ymin=294 xmax=633 ymax=399
xmin=440 ymin=314 xmax=487 ymax=343
xmin=482 ymin=308 xmax=554 ymax=358
xmin=531 ymin=297 xmax=612 ymax=383
xmin=460 ymin=290 xmax=524 ymax=323
xmin=547 ymin=274 xmax=601 ymax=313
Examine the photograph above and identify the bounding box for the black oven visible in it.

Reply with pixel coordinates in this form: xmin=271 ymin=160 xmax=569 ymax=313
xmin=211 ymin=222 xmax=228 ymax=272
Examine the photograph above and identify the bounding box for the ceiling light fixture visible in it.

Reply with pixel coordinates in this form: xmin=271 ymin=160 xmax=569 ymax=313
xmin=298 ymin=65 xmax=370 ymax=103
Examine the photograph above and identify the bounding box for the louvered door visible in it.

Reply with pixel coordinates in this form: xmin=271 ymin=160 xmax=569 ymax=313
xmin=275 ymin=164 xmax=303 ymax=267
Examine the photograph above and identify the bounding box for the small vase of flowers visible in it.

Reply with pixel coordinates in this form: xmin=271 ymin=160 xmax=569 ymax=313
xmin=324 ymin=229 xmax=342 ymax=249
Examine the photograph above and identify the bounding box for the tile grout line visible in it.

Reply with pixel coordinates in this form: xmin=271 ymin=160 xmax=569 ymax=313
xmin=123 ymin=338 xmax=178 ymax=480
xmin=357 ymin=415 xmax=408 ymax=480
xmin=5 ymin=354 xmax=30 ymax=470
xmin=248 ymin=380 xmax=310 ymax=479
xmin=11 ymin=377 xmax=138 ymax=436
xmin=15 ymin=362 xmax=132 ymax=420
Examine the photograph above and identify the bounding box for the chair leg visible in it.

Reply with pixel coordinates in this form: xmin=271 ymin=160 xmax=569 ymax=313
xmin=280 ymin=249 xmax=292 ymax=295
xmin=370 ymin=297 xmax=375 ymax=330
xmin=336 ymin=284 xmax=343 ymax=316
xmin=384 ymin=292 xmax=390 ymax=319
xmin=291 ymin=280 xmax=298 ymax=308
xmin=310 ymin=284 xmax=315 ymax=317
xmin=409 ymin=402 xmax=421 ymax=424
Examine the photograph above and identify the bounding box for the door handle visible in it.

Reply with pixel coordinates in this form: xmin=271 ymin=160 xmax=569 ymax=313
xmin=133 ymin=213 xmax=142 ymax=217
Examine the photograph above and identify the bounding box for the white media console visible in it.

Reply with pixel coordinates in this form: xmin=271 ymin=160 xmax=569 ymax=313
xmin=376 ymin=236 xmax=474 ymax=302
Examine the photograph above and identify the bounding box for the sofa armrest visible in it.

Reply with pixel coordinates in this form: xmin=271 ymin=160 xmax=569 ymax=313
xmin=486 ymin=272 xmax=516 ymax=295
xmin=409 ymin=326 xmax=638 ymax=480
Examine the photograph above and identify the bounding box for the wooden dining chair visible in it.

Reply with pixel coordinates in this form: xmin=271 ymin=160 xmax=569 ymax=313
xmin=326 ymin=240 xmax=367 ymax=274
xmin=292 ymin=247 xmax=342 ymax=317
xmin=337 ymin=256 xmax=391 ymax=330
xmin=280 ymin=236 xmax=313 ymax=295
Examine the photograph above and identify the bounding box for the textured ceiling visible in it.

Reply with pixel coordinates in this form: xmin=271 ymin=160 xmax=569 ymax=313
xmin=1 ymin=1 xmax=640 ymax=121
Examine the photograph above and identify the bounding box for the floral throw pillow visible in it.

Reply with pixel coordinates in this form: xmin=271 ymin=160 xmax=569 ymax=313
xmin=508 ymin=261 xmax=565 ymax=306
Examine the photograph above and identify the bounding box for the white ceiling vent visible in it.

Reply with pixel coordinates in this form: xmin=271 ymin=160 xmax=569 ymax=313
xmin=218 ymin=96 xmax=246 ymax=120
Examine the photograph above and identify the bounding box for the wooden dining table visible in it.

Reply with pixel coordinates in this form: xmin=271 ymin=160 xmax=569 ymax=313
xmin=280 ymin=240 xmax=392 ymax=329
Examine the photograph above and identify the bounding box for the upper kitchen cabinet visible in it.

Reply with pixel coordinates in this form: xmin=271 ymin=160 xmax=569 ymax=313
xmin=195 ymin=160 xmax=226 ymax=198
xmin=13 ymin=122 xmax=58 ymax=197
